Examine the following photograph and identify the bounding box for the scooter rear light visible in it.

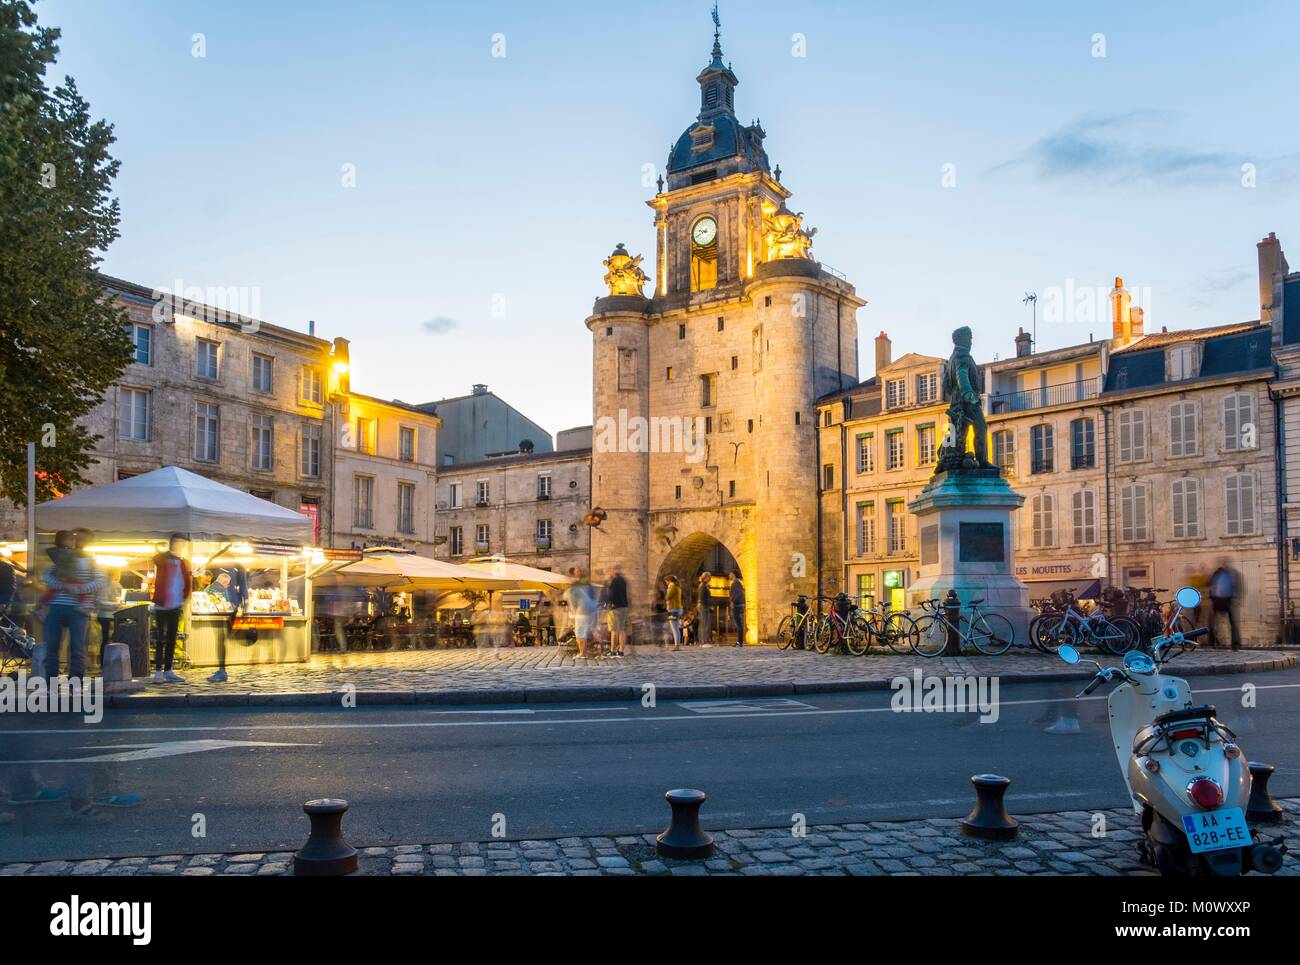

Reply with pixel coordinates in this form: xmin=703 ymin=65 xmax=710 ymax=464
xmin=1223 ymin=742 xmax=1241 ymax=759
xmin=1187 ymin=777 xmax=1224 ymax=809
xmin=1140 ymin=757 xmax=1160 ymax=774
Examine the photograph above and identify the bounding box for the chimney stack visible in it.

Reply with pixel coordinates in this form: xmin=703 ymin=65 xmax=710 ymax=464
xmin=331 ymin=336 xmax=351 ymax=394
xmin=1014 ymin=327 xmax=1032 ymax=357
xmin=1258 ymin=232 xmax=1289 ymax=323
xmin=874 ymin=331 xmax=892 ymax=375
xmin=1109 ymin=276 xmax=1143 ymax=344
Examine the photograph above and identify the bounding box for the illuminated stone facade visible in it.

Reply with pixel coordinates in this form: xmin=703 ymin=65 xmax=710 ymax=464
xmin=586 ymin=27 xmax=862 ymax=641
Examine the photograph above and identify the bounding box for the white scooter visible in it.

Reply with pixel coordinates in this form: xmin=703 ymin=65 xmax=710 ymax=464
xmin=1058 ymin=586 xmax=1285 ymax=876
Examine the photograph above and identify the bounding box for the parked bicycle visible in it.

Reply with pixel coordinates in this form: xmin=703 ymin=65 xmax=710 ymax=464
xmin=911 ymin=596 xmax=1015 ymax=657
xmin=810 ymin=593 xmax=871 ymax=655
xmin=1031 ymin=589 xmax=1139 ymax=655
xmin=776 ymin=596 xmax=815 ymax=651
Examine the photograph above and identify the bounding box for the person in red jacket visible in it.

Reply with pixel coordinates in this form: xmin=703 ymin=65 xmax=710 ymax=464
xmin=150 ymin=534 xmax=191 ymax=683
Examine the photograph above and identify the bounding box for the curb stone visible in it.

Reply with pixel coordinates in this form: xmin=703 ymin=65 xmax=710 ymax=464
xmin=102 ymin=651 xmax=1295 ymax=710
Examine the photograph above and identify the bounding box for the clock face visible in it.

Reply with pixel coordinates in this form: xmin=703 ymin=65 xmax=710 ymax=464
xmin=692 ymin=217 xmax=718 ymax=246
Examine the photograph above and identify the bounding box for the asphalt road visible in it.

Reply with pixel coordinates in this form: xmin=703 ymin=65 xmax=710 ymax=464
xmin=2 ymin=668 xmax=1299 ymax=863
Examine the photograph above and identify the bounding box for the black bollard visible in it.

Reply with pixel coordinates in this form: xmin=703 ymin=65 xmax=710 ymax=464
xmin=1247 ymin=762 xmax=1284 ymax=824
xmin=656 ymin=788 xmax=715 ymax=859
xmin=942 ymin=589 xmax=963 ymax=657
xmin=294 ymin=798 xmax=359 ymax=876
xmin=960 ymin=774 xmax=1020 ymax=840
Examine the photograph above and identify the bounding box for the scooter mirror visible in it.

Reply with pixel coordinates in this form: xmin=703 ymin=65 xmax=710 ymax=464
xmin=1058 ymin=644 xmax=1081 ymax=665
xmin=1175 ymin=586 xmax=1201 ymax=610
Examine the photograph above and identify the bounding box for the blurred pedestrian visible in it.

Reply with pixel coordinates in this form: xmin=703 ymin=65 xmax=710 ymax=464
xmin=1208 ymin=559 xmax=1241 ymax=651
xmin=151 ymin=533 xmax=191 ymax=682
xmin=728 ymin=571 xmax=747 ymax=647
xmin=566 ymin=568 xmax=598 ymax=659
xmin=696 ymin=572 xmax=713 ymax=645
xmin=606 ymin=565 xmax=629 ymax=657
xmin=664 ymin=575 xmax=683 ymax=651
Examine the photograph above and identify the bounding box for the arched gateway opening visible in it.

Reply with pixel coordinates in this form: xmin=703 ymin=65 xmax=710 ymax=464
xmin=655 ymin=532 xmax=744 ymax=645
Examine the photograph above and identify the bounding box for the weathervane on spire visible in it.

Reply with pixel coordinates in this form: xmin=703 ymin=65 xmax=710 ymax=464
xmin=711 ymin=3 xmax=722 ymax=59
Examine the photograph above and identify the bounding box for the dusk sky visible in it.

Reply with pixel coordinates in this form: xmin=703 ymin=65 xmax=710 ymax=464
xmin=42 ymin=0 xmax=1300 ymax=439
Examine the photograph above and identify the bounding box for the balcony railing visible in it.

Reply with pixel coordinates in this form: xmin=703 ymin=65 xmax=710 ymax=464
xmin=989 ymin=377 xmax=1099 ymax=414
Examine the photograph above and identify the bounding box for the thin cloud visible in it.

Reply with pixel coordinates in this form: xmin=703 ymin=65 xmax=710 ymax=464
xmin=990 ymin=112 xmax=1237 ymax=185
xmin=421 ymin=316 xmax=460 ymax=335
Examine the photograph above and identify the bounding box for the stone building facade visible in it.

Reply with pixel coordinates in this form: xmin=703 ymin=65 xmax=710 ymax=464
xmin=1262 ymin=232 xmax=1300 ymax=642
xmin=585 ymin=27 xmax=862 ymax=642
xmin=431 ymin=443 xmax=592 ymax=575
xmin=819 ymin=267 xmax=1283 ymax=644
xmin=0 ymin=276 xmax=441 ymax=555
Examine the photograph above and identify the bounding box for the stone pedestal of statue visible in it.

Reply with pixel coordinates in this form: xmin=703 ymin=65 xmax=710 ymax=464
xmin=906 ymin=465 xmax=1033 ymax=647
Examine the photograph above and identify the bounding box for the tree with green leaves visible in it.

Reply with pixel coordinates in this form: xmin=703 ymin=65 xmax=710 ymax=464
xmin=0 ymin=0 xmax=132 ymax=505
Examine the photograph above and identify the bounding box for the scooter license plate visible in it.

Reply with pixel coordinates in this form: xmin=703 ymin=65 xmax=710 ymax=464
xmin=1181 ymin=807 xmax=1252 ymax=853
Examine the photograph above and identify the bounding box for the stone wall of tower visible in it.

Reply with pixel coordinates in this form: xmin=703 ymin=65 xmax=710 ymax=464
xmin=587 ymin=300 xmax=652 ymax=622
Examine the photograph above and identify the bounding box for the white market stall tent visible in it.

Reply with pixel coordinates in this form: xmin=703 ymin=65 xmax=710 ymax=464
xmin=35 ymin=466 xmax=312 ymax=543
xmin=35 ymin=466 xmax=316 ymax=670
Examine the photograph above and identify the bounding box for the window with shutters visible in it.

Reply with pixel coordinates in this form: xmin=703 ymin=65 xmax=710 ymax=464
xmin=856 ymin=434 xmax=874 ymax=474
xmin=887 ymin=501 xmax=907 ymax=554
xmin=449 ymin=526 xmax=464 ymax=556
xmin=1168 ymin=401 xmax=1199 ymax=457
xmin=993 ymin=430 xmax=1015 ymax=475
xmin=1170 ymin=478 xmax=1202 ymax=539
xmin=1070 ymin=418 xmax=1095 ymax=469
xmin=1119 ymin=483 xmax=1150 ymax=542
xmin=1225 ymin=473 xmax=1257 ymax=536
xmin=1168 ymin=345 xmax=1197 ymax=380
xmin=1071 ymin=489 xmax=1097 ymax=545
xmin=917 ymin=425 xmax=936 ymax=466
xmin=1117 ymin=409 xmax=1148 ymax=463
xmin=886 ymin=430 xmax=905 ymax=470
xmin=1030 ymin=424 xmax=1054 ymax=474
xmin=857 ymin=502 xmax=876 ymax=556
xmin=1031 ymin=493 xmax=1055 ymax=548
xmin=1222 ymin=392 xmax=1256 ymax=452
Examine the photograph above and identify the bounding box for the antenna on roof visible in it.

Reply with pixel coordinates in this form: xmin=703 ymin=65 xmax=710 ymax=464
xmin=1022 ymin=292 xmax=1038 ymax=350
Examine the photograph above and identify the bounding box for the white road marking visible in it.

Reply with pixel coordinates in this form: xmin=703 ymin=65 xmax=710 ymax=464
xmin=678 ymin=698 xmax=815 ymax=713
xmin=0 ymin=738 xmax=315 ymax=764
xmin=4 ymin=682 xmax=1297 ymax=738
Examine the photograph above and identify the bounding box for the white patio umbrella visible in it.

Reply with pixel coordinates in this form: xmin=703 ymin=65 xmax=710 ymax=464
xmin=460 ymin=555 xmax=577 ymax=591
xmin=329 ymin=551 xmax=514 ymax=591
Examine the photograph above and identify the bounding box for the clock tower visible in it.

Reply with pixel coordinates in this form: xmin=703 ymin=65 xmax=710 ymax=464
xmin=586 ymin=11 xmax=864 ymax=643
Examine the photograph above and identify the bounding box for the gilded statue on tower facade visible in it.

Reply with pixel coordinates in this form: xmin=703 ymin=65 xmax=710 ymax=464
xmin=602 ymin=243 xmax=647 ymax=297
xmin=762 ymin=201 xmax=816 ymax=261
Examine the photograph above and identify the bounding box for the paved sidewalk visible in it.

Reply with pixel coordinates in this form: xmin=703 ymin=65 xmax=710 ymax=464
xmin=109 ymin=644 xmax=1297 ymax=708
xmin=4 ymin=799 xmax=1295 ymax=877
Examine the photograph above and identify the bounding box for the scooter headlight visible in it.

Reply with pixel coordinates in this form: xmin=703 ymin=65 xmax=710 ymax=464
xmin=1187 ymin=777 xmax=1224 ymax=809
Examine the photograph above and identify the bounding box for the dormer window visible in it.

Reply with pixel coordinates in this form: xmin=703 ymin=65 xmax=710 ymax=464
xmin=1168 ymin=344 xmax=1198 ymax=381
xmin=885 ymin=378 xmax=906 ymax=409
xmin=690 ymin=125 xmax=716 ymax=152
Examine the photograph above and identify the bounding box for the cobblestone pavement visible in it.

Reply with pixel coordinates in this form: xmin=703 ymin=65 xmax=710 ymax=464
xmin=112 ymin=643 xmax=1296 ymax=707
xmin=4 ymin=800 xmax=1295 ymax=877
